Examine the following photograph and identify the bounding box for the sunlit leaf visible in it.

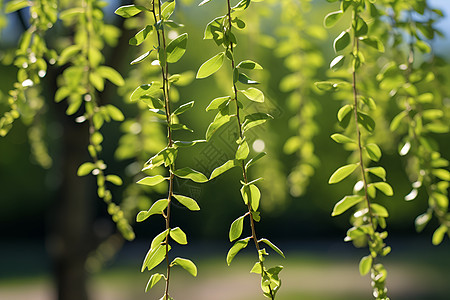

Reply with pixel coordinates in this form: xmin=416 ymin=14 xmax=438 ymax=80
xmin=170 ymin=227 xmax=188 ymax=245
xmin=196 ymin=52 xmax=225 ymax=79
xmin=240 ymin=87 xmax=264 ymax=102
xmin=332 ymin=195 xmax=364 ymax=216
xmin=334 ymin=31 xmax=350 ymax=52
xmin=226 ymin=237 xmax=250 ymax=266
xmin=359 ymin=255 xmax=372 ymax=275
xmin=136 ymin=199 xmax=169 ymax=222
xmin=166 ymin=33 xmax=188 ymax=63
xmin=173 ymin=194 xmax=200 ymax=211
xmin=171 ymin=257 xmax=197 ymax=276
xmin=145 ymin=273 xmax=164 ymax=292
xmin=137 ymin=175 xmax=168 ymax=186
xmin=329 ymin=163 xmax=359 ymax=184
xmin=210 ymin=159 xmax=239 ymax=180
xmin=173 ymin=168 xmax=208 ymax=183
xmin=229 ymin=215 xmax=244 ymax=242
xmin=259 ymin=238 xmax=285 ymax=258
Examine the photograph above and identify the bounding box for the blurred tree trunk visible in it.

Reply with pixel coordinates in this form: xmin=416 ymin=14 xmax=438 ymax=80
xmin=49 ymin=115 xmax=93 ymax=300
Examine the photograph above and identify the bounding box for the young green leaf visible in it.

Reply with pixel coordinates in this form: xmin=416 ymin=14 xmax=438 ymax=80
xmin=171 ymin=257 xmax=197 ymax=277
xmin=237 ymin=60 xmax=263 ymax=70
xmin=137 ymin=175 xmax=168 ymax=186
xmin=359 ymin=255 xmax=372 ymax=276
xmin=238 ymin=73 xmax=259 ymax=85
xmin=106 ymin=174 xmax=123 ymax=186
xmin=250 ymin=262 xmax=262 ymax=274
xmin=324 ymin=10 xmax=343 ymax=28
xmin=240 ymin=184 xmax=261 ymax=211
xmin=97 ymin=66 xmax=125 ymax=86
xmin=145 ymin=273 xmax=164 ymax=292
xmin=240 ymin=87 xmax=264 ymax=102
xmin=372 ymin=182 xmax=393 ymax=196
xmin=173 ymin=168 xmax=208 ymax=183
xmin=206 ymin=96 xmax=231 ymax=111
xmin=415 ymin=212 xmax=432 ymax=233
xmin=259 ymin=238 xmax=285 ymax=258
xmin=166 ymin=33 xmax=188 ymax=63
xmin=129 ymin=25 xmax=153 ymax=46
xmin=210 ymin=159 xmax=239 ymax=180
xmin=77 ymin=162 xmax=96 ymax=176
xmin=365 ymin=143 xmax=382 ymax=162
xmin=161 ymin=0 xmax=175 ymax=20
xmin=331 ymin=133 xmax=355 ymax=144
xmin=196 ymin=52 xmax=225 ymax=79
xmin=130 ymin=50 xmax=153 ymax=65
xmin=338 ymin=104 xmax=352 ymax=122
xmin=151 ymin=229 xmax=170 ymax=249
xmin=242 ymin=113 xmax=272 ymax=132
xmin=136 ymin=199 xmax=169 ymax=222
xmin=173 ymin=194 xmax=200 ymax=211
xmin=334 ymin=30 xmax=350 ymax=52
xmin=206 ymin=114 xmax=232 ymax=141
xmin=357 ymin=112 xmax=376 ymax=132
xmin=245 ymin=152 xmax=266 ymax=170
xmin=170 ymin=227 xmax=188 ymax=245
xmin=367 ymin=167 xmax=387 ymax=181
xmin=172 ymin=101 xmax=194 ymax=116
xmin=329 ymin=163 xmax=359 ymax=184
xmin=115 ymin=5 xmax=145 ymax=18
xmin=371 ymin=203 xmax=389 ymax=217
xmin=229 ymin=215 xmax=245 ymax=242
xmin=432 ymin=225 xmax=447 ymax=245
xmin=360 ymin=36 xmax=385 ymax=52
xmin=332 ymin=195 xmax=364 ymax=216
xmin=330 ymin=55 xmax=345 ymax=71
xmin=141 ymin=244 xmax=166 ymax=272
xmin=226 ymin=237 xmax=250 ymax=266
xmin=236 ymin=141 xmax=250 ymax=160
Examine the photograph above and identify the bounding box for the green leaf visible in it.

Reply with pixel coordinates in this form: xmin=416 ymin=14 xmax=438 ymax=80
xmin=173 ymin=168 xmax=208 ymax=183
xmin=240 ymin=184 xmax=261 ymax=211
xmin=236 ymin=141 xmax=250 ymax=160
xmin=334 ymin=31 xmax=350 ymax=52
xmin=173 ymin=194 xmax=200 ymax=211
xmin=171 ymin=257 xmax=197 ymax=277
xmin=432 ymin=169 xmax=450 ymax=181
xmin=240 ymin=87 xmax=264 ymax=102
xmin=432 ymin=225 xmax=447 ymax=245
xmin=161 ymin=0 xmax=175 ymax=19
xmin=89 ymin=72 xmax=104 ymax=92
xmin=324 ymin=11 xmax=343 ymax=28
xmin=390 ymin=111 xmax=407 ymax=131
xmin=145 ymin=273 xmax=164 ymax=292
xmin=371 ymin=203 xmax=389 ymax=217
xmin=105 ymin=104 xmax=125 ymax=121
xmin=115 ymin=5 xmax=144 ymax=18
xmin=136 ymin=199 xmax=169 ymax=222
xmin=338 ymin=104 xmax=353 ymax=122
xmin=130 ymin=50 xmax=153 ymax=65
xmin=206 ymin=96 xmax=230 ymax=111
xmin=360 ymin=36 xmax=385 ymax=52
xmin=130 ymin=83 xmax=163 ymax=105
xmin=141 ymin=244 xmax=166 ymax=272
xmin=137 ymin=175 xmax=168 ymax=186
xmin=331 ymin=195 xmax=364 ymax=216
xmin=329 ymin=163 xmax=359 ymax=184
xmin=259 ymin=238 xmax=285 ymax=258
xmin=367 ymin=167 xmax=386 ymax=181
xmin=372 ymin=182 xmax=393 ymax=196
xmin=331 ymin=133 xmax=355 ymax=144
xmin=229 ymin=215 xmax=245 ymax=242
xmin=237 ymin=60 xmax=263 ymax=70
xmin=206 ymin=112 xmax=232 ymax=141
xmin=226 ymin=237 xmax=250 ymax=266
xmin=170 ymin=227 xmax=188 ymax=245
xmin=359 ymin=255 xmax=372 ymax=275
xmin=415 ymin=212 xmax=432 ymax=232
xmin=199 ymin=0 xmax=213 ymax=6
xmin=151 ymin=229 xmax=170 ymax=249
xmin=77 ymin=162 xmax=96 ymax=176
xmin=196 ymin=52 xmax=225 ymax=79
xmin=5 ymin=0 xmax=29 ymax=13
xmin=250 ymin=262 xmax=262 ymax=274
xmin=330 ymin=55 xmax=345 ymax=71
xmin=210 ymin=159 xmax=239 ymax=180
xmin=106 ymin=174 xmax=123 ymax=186
xmin=238 ymin=73 xmax=259 ymax=85
xmin=170 ymin=123 xmax=193 ymax=132
xmin=166 ymin=33 xmax=188 ymax=63
xmin=172 ymin=101 xmax=194 ymax=115
xmin=355 ymin=18 xmax=368 ymax=36
xmin=242 ymin=113 xmax=272 ymax=132
xmin=143 ymin=148 xmax=177 ymax=171
xmin=173 ymin=140 xmax=206 ymax=147
xmin=357 ymin=112 xmax=376 ymax=132
xmin=129 ymin=25 xmax=153 ymax=46
xmin=365 ymin=143 xmax=382 ymax=162
xmin=245 ymin=152 xmax=266 ymax=170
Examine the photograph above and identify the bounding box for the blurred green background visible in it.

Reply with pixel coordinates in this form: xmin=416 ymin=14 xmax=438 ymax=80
xmin=1 ymin=0 xmax=449 ymax=299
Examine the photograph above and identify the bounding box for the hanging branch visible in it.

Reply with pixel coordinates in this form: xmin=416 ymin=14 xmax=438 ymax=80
xmin=317 ymin=1 xmax=392 ymax=299
xmin=115 ymin=1 xmax=208 ymax=298
xmin=197 ymin=0 xmax=283 ymax=299
xmin=382 ymin=0 xmax=450 ymax=245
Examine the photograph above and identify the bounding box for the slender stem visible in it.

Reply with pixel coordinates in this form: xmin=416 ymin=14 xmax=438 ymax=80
xmin=152 ymin=1 xmax=174 ymax=298
xmin=226 ymin=0 xmax=274 ymax=298
xmin=351 ymin=11 xmax=375 ymax=241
